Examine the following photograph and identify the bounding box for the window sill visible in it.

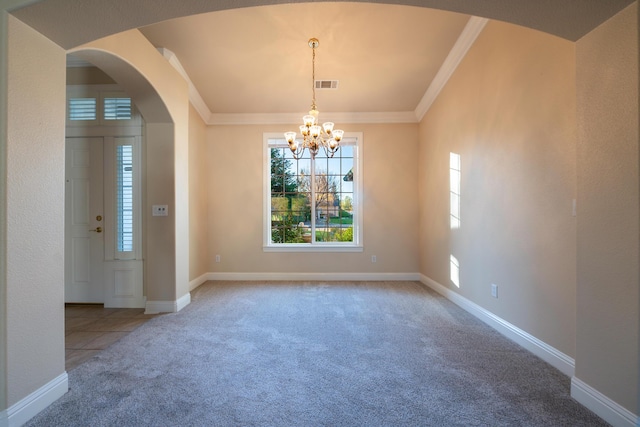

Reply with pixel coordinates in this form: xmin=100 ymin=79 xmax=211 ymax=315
xmin=263 ymin=244 xmax=363 ymax=253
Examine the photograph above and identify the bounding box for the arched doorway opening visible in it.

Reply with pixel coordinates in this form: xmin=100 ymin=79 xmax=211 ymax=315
xmin=68 ymin=45 xmax=189 ymax=313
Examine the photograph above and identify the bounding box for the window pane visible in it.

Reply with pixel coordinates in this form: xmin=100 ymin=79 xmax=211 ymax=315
xmin=104 ymin=98 xmax=132 ymax=120
xmin=296 ymin=158 xmax=311 ymax=175
xmin=116 ymin=145 xmax=134 ymax=252
xmin=339 ymin=145 xmax=353 ymax=157
xmin=327 ymin=158 xmax=341 ymax=175
xmin=69 ymin=98 xmax=97 ymax=120
xmin=341 ymin=158 xmax=354 ymax=174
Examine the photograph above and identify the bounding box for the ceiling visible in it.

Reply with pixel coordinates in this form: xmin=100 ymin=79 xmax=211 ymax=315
xmin=13 ymin=0 xmax=635 ymax=122
xmin=137 ymin=3 xmax=469 ymax=118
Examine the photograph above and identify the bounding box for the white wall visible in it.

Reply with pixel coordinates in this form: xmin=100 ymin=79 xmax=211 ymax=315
xmin=4 ymin=13 xmax=67 ymax=410
xmin=189 ymin=105 xmax=209 ymax=282
xmin=575 ymin=2 xmax=639 ymax=415
xmin=207 ymin=123 xmax=420 ymax=276
xmin=418 ymin=19 xmax=577 ymax=358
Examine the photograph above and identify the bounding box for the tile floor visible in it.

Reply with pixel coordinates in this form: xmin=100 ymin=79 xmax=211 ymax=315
xmin=65 ymin=305 xmax=159 ymax=370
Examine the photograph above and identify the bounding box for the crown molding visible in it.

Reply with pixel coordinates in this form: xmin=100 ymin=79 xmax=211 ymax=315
xmin=158 ymin=17 xmax=488 ymax=126
xmin=209 ymin=111 xmax=418 ymax=125
xmin=157 ymin=48 xmax=212 ymax=123
xmin=414 ymin=16 xmax=489 ymax=121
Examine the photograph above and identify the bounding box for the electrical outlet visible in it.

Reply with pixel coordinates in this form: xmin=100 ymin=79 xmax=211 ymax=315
xmin=152 ymin=205 xmax=168 ymax=216
xmin=371 ymin=255 xmax=377 ymax=263
xmin=491 ymin=283 xmax=498 ymax=298
xmin=215 ymin=255 xmax=221 ymax=263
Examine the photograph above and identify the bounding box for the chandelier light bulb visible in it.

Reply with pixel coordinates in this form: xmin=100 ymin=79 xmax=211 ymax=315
xmin=303 ymin=115 xmax=316 ymax=127
xmin=284 ymin=131 xmax=296 ymax=144
xmin=323 ymin=122 xmax=334 ymax=135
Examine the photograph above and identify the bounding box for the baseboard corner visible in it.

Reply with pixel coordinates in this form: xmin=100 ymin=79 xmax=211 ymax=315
xmin=189 ymin=273 xmax=212 ymax=291
xmin=176 ymin=292 xmax=191 ymax=312
xmin=3 ymin=372 xmax=68 ymax=426
xmin=571 ymin=377 xmax=638 ymax=427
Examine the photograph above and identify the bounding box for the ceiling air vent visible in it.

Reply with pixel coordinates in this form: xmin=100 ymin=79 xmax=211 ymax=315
xmin=315 ymin=80 xmax=339 ymax=90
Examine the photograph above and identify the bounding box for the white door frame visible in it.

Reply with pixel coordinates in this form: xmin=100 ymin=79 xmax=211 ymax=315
xmin=65 ymin=85 xmax=145 ymax=307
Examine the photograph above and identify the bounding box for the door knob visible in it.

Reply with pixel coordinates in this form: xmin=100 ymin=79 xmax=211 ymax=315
xmin=89 ymin=227 xmax=102 ymax=233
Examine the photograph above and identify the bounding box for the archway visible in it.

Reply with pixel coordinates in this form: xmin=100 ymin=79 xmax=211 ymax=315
xmin=68 ymin=44 xmax=189 ymax=312
xmin=65 ymin=47 xmax=178 ymax=310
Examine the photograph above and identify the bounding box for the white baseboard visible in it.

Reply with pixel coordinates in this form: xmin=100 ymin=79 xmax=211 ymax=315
xmin=0 ymin=372 xmax=68 ymax=427
xmin=176 ymin=292 xmax=191 ymax=312
xmin=145 ymin=292 xmax=191 ymax=314
xmin=208 ymin=272 xmax=421 ymax=281
xmin=420 ymin=275 xmax=575 ymax=376
xmin=571 ymin=377 xmax=638 ymax=427
xmin=189 ymin=273 xmax=210 ymax=291
xmin=420 ymin=275 xmax=640 ymax=426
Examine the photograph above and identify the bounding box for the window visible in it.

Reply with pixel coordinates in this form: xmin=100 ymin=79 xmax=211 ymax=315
xmin=68 ymin=97 xmax=97 ymax=121
xmin=108 ymin=137 xmax=141 ymax=261
xmin=116 ymin=144 xmax=134 ymax=253
xmin=104 ymin=97 xmax=132 ymax=120
xmin=264 ymin=133 xmax=363 ymax=252
xmin=66 ymin=87 xmax=139 ymax=127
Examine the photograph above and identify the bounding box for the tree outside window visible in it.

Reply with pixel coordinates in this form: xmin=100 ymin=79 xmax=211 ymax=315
xmin=266 ymin=135 xmax=360 ymax=247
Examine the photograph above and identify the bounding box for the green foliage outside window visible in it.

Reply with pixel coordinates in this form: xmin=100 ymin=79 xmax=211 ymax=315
xmin=270 ymin=144 xmax=354 ymax=244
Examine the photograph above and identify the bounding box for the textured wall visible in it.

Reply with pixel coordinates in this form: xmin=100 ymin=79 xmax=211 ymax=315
xmin=66 ymin=67 xmax=115 ymax=85
xmin=189 ymin=105 xmax=209 ymax=282
xmin=5 ymin=14 xmax=66 ymax=405
xmin=207 ymin=123 xmax=420 ymax=275
xmin=418 ymin=20 xmax=577 ymax=357
xmin=575 ymin=2 xmax=639 ymax=414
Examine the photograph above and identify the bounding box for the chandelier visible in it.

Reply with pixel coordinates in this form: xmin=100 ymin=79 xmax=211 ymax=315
xmin=284 ymin=38 xmax=343 ymax=159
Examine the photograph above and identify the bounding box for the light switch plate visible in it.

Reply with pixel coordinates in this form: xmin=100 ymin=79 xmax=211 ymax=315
xmin=152 ymin=205 xmax=168 ymax=216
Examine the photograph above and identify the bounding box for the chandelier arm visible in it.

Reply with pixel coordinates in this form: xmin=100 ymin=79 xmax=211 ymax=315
xmin=284 ymin=37 xmax=342 ymax=160
xmin=289 ymin=141 xmax=305 ymax=160
xmin=319 ymin=132 xmax=339 ymax=158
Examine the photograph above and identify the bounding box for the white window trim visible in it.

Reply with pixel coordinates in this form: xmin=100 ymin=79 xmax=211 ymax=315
xmin=103 ymin=136 xmax=143 ymax=261
xmin=263 ymin=132 xmax=363 ymax=253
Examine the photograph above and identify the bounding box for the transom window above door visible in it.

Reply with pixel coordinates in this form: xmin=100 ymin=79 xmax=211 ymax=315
xmin=67 ymin=86 xmax=140 ymax=127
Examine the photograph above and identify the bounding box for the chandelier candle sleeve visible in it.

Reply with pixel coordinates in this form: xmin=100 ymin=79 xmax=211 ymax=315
xmin=284 ymin=37 xmax=343 ymax=159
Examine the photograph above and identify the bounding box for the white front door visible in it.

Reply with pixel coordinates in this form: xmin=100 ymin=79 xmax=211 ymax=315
xmin=65 ymin=87 xmax=145 ymax=307
xmin=65 ymin=137 xmax=104 ymax=303
xmin=102 ymin=136 xmax=145 ymax=308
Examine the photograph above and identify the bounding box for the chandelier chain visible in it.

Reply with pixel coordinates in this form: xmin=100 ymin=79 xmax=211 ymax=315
xmin=284 ymin=37 xmax=343 ymax=160
xmin=311 ymin=44 xmax=316 ymax=110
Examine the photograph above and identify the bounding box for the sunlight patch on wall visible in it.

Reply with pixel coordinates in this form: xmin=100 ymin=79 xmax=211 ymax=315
xmin=450 ymin=152 xmax=461 ymax=229
xmin=450 ymin=254 xmax=460 ymax=287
